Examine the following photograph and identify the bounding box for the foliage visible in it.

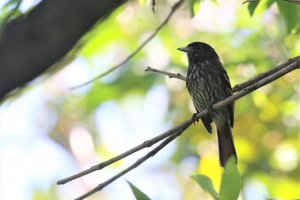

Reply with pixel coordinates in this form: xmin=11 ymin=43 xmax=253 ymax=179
xmin=0 ymin=0 xmax=22 ymax=30
xmin=192 ymin=157 xmax=241 ymax=200
xmin=247 ymin=0 xmax=300 ymax=33
xmin=192 ymin=174 xmax=219 ymax=200
xmin=127 ymin=181 xmax=151 ymax=200
xmin=129 ymin=158 xmax=242 ymax=200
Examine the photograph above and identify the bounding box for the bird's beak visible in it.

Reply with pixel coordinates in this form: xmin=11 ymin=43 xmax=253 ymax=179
xmin=177 ymin=46 xmax=193 ymax=53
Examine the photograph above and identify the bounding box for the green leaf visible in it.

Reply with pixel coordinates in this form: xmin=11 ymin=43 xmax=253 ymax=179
xmin=191 ymin=174 xmax=218 ymax=200
xmin=127 ymin=180 xmax=151 ymax=200
xmin=219 ymin=157 xmax=241 ymax=200
xmin=276 ymin=0 xmax=300 ymax=33
xmin=0 ymin=0 xmax=23 ymax=29
xmin=247 ymin=0 xmax=260 ymax=16
xmin=188 ymin=0 xmax=201 ymax=17
xmin=247 ymin=0 xmax=276 ymax=16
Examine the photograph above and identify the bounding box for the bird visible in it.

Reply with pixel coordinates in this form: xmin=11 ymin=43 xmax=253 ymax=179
xmin=178 ymin=42 xmax=237 ymax=167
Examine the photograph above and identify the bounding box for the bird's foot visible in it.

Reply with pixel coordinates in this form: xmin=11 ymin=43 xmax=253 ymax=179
xmin=192 ymin=112 xmax=200 ymax=126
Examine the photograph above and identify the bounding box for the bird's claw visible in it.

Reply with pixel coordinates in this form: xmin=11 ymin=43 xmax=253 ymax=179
xmin=192 ymin=112 xmax=199 ymax=125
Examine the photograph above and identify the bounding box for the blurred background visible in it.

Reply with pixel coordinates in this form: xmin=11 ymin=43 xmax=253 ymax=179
xmin=0 ymin=0 xmax=299 ymax=199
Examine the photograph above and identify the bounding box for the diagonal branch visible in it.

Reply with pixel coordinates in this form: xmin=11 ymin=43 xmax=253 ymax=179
xmin=0 ymin=0 xmax=126 ymax=101
xmin=57 ymin=57 xmax=299 ymax=199
xmin=233 ymin=56 xmax=300 ymax=91
xmin=152 ymin=0 xmax=156 ymax=12
xmin=75 ymin=126 xmax=190 ymax=200
xmin=70 ymin=0 xmax=185 ymax=90
xmin=145 ymin=56 xmax=300 ymax=93
xmin=284 ymin=0 xmax=300 ymax=5
xmin=243 ymin=0 xmax=300 ymax=5
xmin=57 ymin=123 xmax=186 ymax=185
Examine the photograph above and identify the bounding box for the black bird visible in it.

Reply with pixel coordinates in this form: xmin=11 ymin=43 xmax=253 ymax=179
xmin=178 ymin=42 xmax=237 ymax=167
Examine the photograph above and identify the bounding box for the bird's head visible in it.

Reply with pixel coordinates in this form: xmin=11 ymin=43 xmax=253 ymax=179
xmin=177 ymin=42 xmax=219 ymax=62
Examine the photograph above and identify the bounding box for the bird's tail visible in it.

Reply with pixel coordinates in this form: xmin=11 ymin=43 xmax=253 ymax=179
xmin=216 ymin=123 xmax=237 ymax=167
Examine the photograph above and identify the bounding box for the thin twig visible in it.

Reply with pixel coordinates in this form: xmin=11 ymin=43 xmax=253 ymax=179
xmin=242 ymin=0 xmax=256 ymax=4
xmin=145 ymin=66 xmax=186 ymax=81
xmin=243 ymin=0 xmax=300 ymax=5
xmin=70 ymin=0 xmax=184 ymax=90
xmin=283 ymin=0 xmax=300 ymax=5
xmin=75 ymin=126 xmax=190 ymax=200
xmin=74 ymin=57 xmax=299 ymax=200
xmin=152 ymin=0 xmax=156 ymax=12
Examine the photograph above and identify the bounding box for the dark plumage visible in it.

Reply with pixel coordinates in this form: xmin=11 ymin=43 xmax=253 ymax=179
xmin=178 ymin=42 xmax=237 ymax=167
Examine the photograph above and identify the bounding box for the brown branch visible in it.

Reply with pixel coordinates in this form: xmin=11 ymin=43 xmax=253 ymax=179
xmin=232 ymin=56 xmax=299 ymax=92
xmin=70 ymin=0 xmax=184 ymax=90
xmin=152 ymin=0 xmax=156 ymax=12
xmin=242 ymin=0 xmax=256 ymax=4
xmin=283 ymin=0 xmax=300 ymax=5
xmin=145 ymin=66 xmax=186 ymax=81
xmin=57 ymin=57 xmax=299 ymax=199
xmin=75 ymin=126 xmax=190 ymax=200
xmin=0 ymin=0 xmax=126 ymax=101
xmin=242 ymin=0 xmax=300 ymax=5
xmin=145 ymin=56 xmax=300 ymax=93
xmin=57 ymin=123 xmax=186 ymax=185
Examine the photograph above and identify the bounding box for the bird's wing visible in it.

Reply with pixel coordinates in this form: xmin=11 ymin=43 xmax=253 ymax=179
xmin=211 ymin=60 xmax=235 ymax=127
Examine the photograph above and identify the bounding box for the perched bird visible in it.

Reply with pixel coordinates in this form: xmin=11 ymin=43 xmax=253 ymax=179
xmin=178 ymin=42 xmax=237 ymax=167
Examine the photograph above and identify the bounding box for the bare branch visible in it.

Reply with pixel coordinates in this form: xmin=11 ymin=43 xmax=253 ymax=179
xmin=242 ymin=0 xmax=256 ymax=4
xmin=75 ymin=126 xmax=190 ymax=200
xmin=152 ymin=0 xmax=156 ymax=13
xmin=58 ymin=57 xmax=299 ymax=199
xmin=57 ymin=123 xmax=186 ymax=185
xmin=284 ymin=0 xmax=300 ymax=5
xmin=70 ymin=0 xmax=184 ymax=90
xmin=242 ymin=0 xmax=300 ymax=5
xmin=145 ymin=66 xmax=186 ymax=81
xmin=232 ymin=56 xmax=300 ymax=92
xmin=145 ymin=56 xmax=300 ymax=93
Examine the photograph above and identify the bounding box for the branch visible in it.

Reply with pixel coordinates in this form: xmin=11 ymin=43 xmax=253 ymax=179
xmin=57 ymin=123 xmax=186 ymax=185
xmin=284 ymin=0 xmax=300 ymax=5
xmin=75 ymin=126 xmax=190 ymax=200
xmin=145 ymin=56 xmax=300 ymax=93
xmin=57 ymin=57 xmax=299 ymax=199
xmin=242 ymin=0 xmax=256 ymax=4
xmin=152 ymin=0 xmax=156 ymax=12
xmin=70 ymin=0 xmax=184 ymax=90
xmin=145 ymin=66 xmax=186 ymax=81
xmin=232 ymin=56 xmax=299 ymax=92
xmin=242 ymin=0 xmax=300 ymax=5
xmin=0 ymin=0 xmax=125 ymax=101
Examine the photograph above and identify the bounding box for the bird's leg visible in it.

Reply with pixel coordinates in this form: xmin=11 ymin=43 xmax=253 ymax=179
xmin=192 ymin=112 xmax=200 ymax=126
